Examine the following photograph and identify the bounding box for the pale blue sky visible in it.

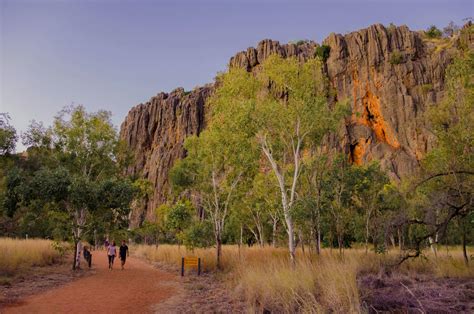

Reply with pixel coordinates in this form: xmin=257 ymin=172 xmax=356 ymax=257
xmin=1 ymin=0 xmax=472 ymax=151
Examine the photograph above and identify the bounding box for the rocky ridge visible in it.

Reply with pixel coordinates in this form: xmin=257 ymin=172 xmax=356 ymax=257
xmin=120 ymin=23 xmax=470 ymax=225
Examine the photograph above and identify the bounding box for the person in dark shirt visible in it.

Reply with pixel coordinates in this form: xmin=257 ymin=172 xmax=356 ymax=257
xmin=119 ymin=240 xmax=129 ymax=270
xmin=83 ymin=246 xmax=92 ymax=268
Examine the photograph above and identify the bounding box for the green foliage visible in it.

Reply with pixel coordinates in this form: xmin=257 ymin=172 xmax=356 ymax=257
xmin=181 ymin=221 xmax=214 ymax=249
xmin=0 ymin=113 xmax=17 ymax=155
xmin=389 ymin=50 xmax=403 ymax=65
xmin=458 ymin=23 xmax=474 ymax=51
xmin=421 ymin=83 xmax=433 ymax=95
xmin=132 ymin=221 xmax=162 ymax=244
xmin=169 ymin=159 xmax=195 ymax=193
xmin=314 ymin=45 xmax=331 ymax=62
xmin=0 ymin=105 xmax=135 ymax=260
xmin=132 ymin=178 xmax=153 ymax=199
xmin=1 ymin=167 xmax=23 ymax=217
xmin=53 ymin=105 xmax=119 ymax=179
xmin=401 ymin=50 xmax=474 ymax=259
xmin=289 ymin=40 xmax=308 ymax=46
xmin=2 ymin=34 xmax=472 ymax=267
xmin=51 ymin=240 xmax=68 ymax=257
xmin=166 ymin=200 xmax=194 ymax=234
xmin=21 ymin=120 xmax=52 ymax=149
xmin=425 ymin=25 xmax=442 ymax=38
xmin=425 ymin=52 xmax=473 ymax=173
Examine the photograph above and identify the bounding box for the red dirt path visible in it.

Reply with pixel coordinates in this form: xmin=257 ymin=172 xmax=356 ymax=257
xmin=3 ymin=251 xmax=177 ymax=314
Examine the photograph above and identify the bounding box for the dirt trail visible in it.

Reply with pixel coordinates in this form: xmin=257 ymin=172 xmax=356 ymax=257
xmin=2 ymin=251 xmax=177 ymax=314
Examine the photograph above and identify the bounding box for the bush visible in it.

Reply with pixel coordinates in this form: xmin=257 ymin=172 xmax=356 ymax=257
xmin=314 ymin=45 xmax=331 ymax=62
xmin=426 ymin=25 xmax=442 ymax=38
xmin=181 ymin=221 xmax=214 ymax=249
xmin=289 ymin=39 xmax=308 ymax=46
xmin=421 ymin=83 xmax=433 ymax=95
xmin=389 ymin=50 xmax=403 ymax=65
xmin=169 ymin=159 xmax=194 ymax=192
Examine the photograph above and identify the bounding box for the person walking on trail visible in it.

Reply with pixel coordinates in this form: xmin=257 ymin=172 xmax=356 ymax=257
xmin=83 ymin=246 xmax=92 ymax=268
xmin=104 ymin=239 xmax=109 ymax=251
xmin=107 ymin=241 xmax=117 ymax=270
xmin=119 ymin=240 xmax=129 ymax=270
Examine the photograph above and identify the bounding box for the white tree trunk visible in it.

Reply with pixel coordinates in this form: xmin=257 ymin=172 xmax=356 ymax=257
xmin=365 ymin=211 xmax=371 ymax=255
xmin=272 ymin=218 xmax=278 ymax=247
xmin=72 ymin=208 xmax=86 ymax=269
xmin=76 ymin=241 xmax=83 ymax=269
xmin=260 ymin=135 xmax=301 ymax=266
xmin=429 ymin=235 xmax=438 ymax=257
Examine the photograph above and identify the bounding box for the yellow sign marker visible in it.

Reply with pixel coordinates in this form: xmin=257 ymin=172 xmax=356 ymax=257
xmin=184 ymin=257 xmax=199 ymax=266
xmin=181 ymin=256 xmax=201 ymax=276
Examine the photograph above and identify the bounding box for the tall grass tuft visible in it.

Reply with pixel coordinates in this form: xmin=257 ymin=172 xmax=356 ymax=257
xmin=0 ymin=238 xmax=64 ymax=276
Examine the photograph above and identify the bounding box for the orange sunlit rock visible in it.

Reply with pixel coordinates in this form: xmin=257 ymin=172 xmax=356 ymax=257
xmin=350 ymin=137 xmax=370 ymax=165
xmin=361 ymin=90 xmax=400 ymax=148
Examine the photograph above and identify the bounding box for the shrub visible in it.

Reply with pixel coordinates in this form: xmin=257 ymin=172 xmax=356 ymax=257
xmin=181 ymin=221 xmax=214 ymax=249
xmin=314 ymin=45 xmax=331 ymax=62
xmin=426 ymin=25 xmax=442 ymax=38
xmin=289 ymin=39 xmax=308 ymax=46
xmin=421 ymin=83 xmax=433 ymax=95
xmin=389 ymin=50 xmax=403 ymax=65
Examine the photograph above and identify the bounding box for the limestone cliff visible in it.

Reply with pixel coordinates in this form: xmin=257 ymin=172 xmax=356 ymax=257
xmin=120 ymin=23 xmax=469 ymax=225
xmin=120 ymin=86 xmax=212 ymax=224
xmin=323 ymin=24 xmax=454 ymax=178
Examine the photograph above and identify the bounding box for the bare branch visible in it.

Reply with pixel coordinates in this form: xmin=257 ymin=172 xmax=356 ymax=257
xmin=415 ymin=171 xmax=474 ymax=188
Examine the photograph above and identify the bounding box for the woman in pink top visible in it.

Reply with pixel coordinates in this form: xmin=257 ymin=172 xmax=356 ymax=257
xmin=107 ymin=241 xmax=117 ymax=269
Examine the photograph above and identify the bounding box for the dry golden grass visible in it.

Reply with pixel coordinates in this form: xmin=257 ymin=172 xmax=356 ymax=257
xmin=0 ymin=238 xmax=64 ymax=276
xmin=398 ymin=248 xmax=474 ymax=278
xmin=133 ymin=244 xmax=473 ymax=313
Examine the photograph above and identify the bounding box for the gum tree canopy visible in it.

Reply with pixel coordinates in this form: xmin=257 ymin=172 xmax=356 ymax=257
xmin=172 ymin=55 xmax=348 ymax=265
xmin=12 ymin=106 xmax=135 ymax=269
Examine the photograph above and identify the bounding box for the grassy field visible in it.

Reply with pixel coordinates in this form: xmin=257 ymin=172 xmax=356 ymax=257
xmin=0 ymin=238 xmax=65 ymax=277
xmin=134 ymin=244 xmax=473 ymax=312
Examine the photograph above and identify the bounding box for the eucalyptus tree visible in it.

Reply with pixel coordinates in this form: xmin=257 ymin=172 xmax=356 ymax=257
xmin=170 ymin=76 xmax=259 ymax=267
xmin=299 ymin=151 xmax=333 ymax=254
xmin=172 ymin=55 xmax=347 ymax=265
xmin=248 ymin=172 xmax=281 ymax=247
xmin=13 ymin=106 xmax=135 ymax=269
xmin=0 ymin=113 xmax=17 ymax=156
xmin=322 ymin=155 xmax=357 ymax=254
xmin=222 ymin=56 xmax=346 ymax=263
xmin=351 ymin=162 xmax=389 ymax=254
xmin=414 ymin=52 xmax=474 ymax=264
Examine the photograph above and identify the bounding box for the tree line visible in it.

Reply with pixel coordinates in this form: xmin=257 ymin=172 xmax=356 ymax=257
xmin=1 ymin=40 xmax=472 ymax=270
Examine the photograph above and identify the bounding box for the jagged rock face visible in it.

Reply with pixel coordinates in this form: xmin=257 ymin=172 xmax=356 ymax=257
xmin=120 ymin=86 xmax=212 ymax=225
xmin=229 ymin=39 xmax=318 ymax=69
xmin=120 ymin=24 xmax=466 ymax=225
xmin=323 ymin=24 xmax=454 ymax=179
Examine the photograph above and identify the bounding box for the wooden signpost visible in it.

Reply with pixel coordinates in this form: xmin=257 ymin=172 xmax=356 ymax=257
xmin=181 ymin=256 xmax=201 ymax=276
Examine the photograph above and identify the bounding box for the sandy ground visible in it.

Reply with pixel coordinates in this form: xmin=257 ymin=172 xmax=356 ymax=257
xmin=2 ymin=251 xmax=177 ymax=314
xmin=150 ymin=261 xmax=245 ymax=313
